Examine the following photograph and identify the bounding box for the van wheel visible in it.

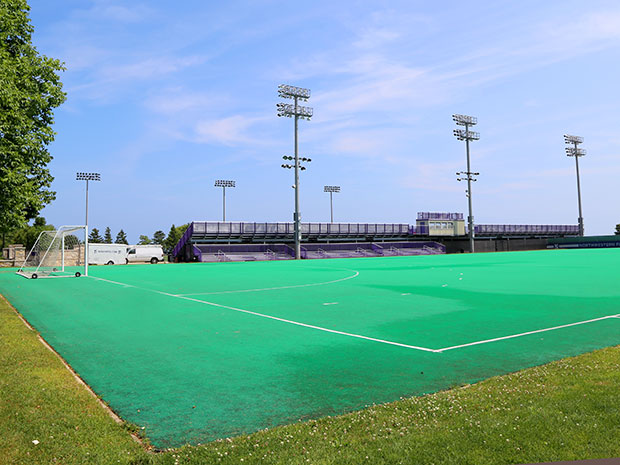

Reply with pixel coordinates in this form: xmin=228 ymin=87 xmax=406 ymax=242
xmin=75 ymin=272 xmax=81 ymax=277
xmin=150 ymin=257 xmax=158 ymax=264
xmin=31 ymin=273 xmax=38 ymax=279
xmin=125 ymin=258 xmax=129 ymax=265
xmin=106 ymin=261 xmax=114 ymax=265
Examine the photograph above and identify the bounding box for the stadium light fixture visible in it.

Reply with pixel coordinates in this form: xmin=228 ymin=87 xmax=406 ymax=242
xmin=452 ymin=114 xmax=479 ymax=253
xmin=76 ymin=172 xmax=101 ymax=276
xmin=564 ymin=134 xmax=586 ymax=236
xmin=277 ymin=84 xmax=313 ymax=259
xmin=324 ymin=186 xmax=340 ymax=223
xmin=214 ymin=180 xmax=235 ymax=222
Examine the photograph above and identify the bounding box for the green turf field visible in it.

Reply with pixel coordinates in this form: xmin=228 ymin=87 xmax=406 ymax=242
xmin=0 ymin=248 xmax=618 ymax=448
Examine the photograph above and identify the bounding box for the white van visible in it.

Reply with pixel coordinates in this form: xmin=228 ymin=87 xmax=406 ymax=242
xmin=88 ymin=243 xmax=128 ymax=265
xmin=126 ymin=245 xmax=164 ymax=264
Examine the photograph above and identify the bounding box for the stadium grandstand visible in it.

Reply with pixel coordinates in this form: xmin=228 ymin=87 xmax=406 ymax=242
xmin=170 ymin=212 xmax=579 ymax=262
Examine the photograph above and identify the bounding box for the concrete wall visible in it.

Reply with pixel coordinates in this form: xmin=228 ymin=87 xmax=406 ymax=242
xmin=1 ymin=244 xmax=83 ymax=267
xmin=443 ymin=237 xmax=548 ymax=254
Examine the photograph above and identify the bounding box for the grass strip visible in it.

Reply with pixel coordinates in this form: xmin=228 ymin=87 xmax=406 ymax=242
xmin=1 ymin=294 xmax=619 ymax=464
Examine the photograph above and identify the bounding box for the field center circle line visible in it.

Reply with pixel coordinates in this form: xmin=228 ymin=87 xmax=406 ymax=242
xmin=88 ymin=275 xmax=438 ymax=353
xmin=436 ymin=313 xmax=620 ymax=352
xmin=175 ymin=268 xmax=360 ymax=296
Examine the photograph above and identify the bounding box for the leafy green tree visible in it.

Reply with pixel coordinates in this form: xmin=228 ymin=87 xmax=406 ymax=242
xmin=88 ymin=228 xmax=103 ymax=243
xmin=152 ymin=230 xmax=165 ymax=245
xmin=615 ymin=224 xmax=620 ymax=235
xmin=138 ymin=235 xmax=151 ymax=245
xmin=115 ymin=229 xmax=128 ymax=245
xmin=7 ymin=216 xmax=54 ymax=250
xmin=0 ymin=0 xmax=66 ymax=247
xmin=103 ymin=226 xmax=113 ymax=244
xmin=163 ymin=224 xmax=189 ymax=253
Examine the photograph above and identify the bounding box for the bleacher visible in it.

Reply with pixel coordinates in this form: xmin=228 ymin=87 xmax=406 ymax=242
xmin=301 ymin=242 xmax=445 ymax=259
xmin=195 ymin=244 xmax=294 ymax=262
xmin=178 ymin=240 xmax=445 ymax=263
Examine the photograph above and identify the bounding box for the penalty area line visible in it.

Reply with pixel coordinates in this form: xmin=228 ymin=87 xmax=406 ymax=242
xmin=175 ymin=269 xmax=360 ymax=296
xmin=436 ymin=313 xmax=620 ymax=352
xmin=88 ymin=275 xmax=438 ymax=353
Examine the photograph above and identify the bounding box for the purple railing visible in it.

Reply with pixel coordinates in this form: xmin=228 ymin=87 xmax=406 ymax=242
xmin=171 ymin=223 xmax=194 ymax=258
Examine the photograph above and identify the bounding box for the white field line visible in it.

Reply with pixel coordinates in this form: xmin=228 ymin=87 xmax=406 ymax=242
xmin=175 ymin=269 xmax=360 ymax=296
xmin=89 ymin=276 xmax=620 ymax=354
xmin=89 ymin=276 xmax=439 ymax=353
xmin=436 ymin=313 xmax=620 ymax=352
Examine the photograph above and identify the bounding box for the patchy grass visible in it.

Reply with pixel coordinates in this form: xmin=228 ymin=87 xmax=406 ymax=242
xmin=1 ymin=294 xmax=619 ymax=464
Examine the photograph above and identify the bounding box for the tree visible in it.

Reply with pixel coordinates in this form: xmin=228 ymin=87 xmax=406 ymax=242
xmin=115 ymin=229 xmax=128 ymax=245
xmin=615 ymin=224 xmax=620 ymax=236
xmin=103 ymin=226 xmax=113 ymax=244
xmin=7 ymin=216 xmax=54 ymax=250
xmin=152 ymin=230 xmax=165 ymax=245
xmin=0 ymin=0 xmax=66 ymax=248
xmin=163 ymin=224 xmax=189 ymax=253
xmin=138 ymin=235 xmax=151 ymax=245
xmin=89 ymin=228 xmax=103 ymax=243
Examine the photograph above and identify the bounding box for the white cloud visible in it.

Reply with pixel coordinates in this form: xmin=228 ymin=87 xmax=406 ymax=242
xmin=99 ymin=55 xmax=207 ymax=82
xmin=193 ymin=116 xmax=268 ymax=146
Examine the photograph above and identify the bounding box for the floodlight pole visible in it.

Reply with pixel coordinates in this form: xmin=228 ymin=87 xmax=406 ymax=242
xmin=574 ymin=141 xmax=584 ymax=236
xmin=76 ymin=172 xmax=101 ymax=276
xmin=329 ymin=191 xmax=333 ymax=223
xmin=294 ymin=95 xmax=301 ymax=258
xmin=465 ymin=123 xmax=474 ymax=252
xmin=215 ymin=180 xmax=235 ymax=222
xmin=277 ymin=84 xmax=313 ymax=259
xmin=564 ymin=135 xmax=586 ymax=236
xmin=324 ymin=186 xmax=340 ymax=223
xmin=223 ymin=186 xmax=226 ymax=222
xmin=453 ymin=114 xmax=480 ymax=253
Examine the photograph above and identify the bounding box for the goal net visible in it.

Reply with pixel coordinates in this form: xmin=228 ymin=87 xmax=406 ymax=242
xmin=17 ymin=225 xmax=86 ymax=279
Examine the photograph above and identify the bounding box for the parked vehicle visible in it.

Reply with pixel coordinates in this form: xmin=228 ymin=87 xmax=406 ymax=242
xmin=126 ymin=245 xmax=164 ymax=264
xmin=88 ymin=243 xmax=128 ymax=265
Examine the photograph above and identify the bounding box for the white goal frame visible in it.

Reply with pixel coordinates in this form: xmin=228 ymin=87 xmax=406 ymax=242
xmin=16 ymin=225 xmax=87 ymax=279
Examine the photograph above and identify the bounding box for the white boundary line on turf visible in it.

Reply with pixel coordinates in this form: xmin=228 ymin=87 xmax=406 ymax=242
xmin=435 ymin=313 xmax=620 ymax=352
xmin=174 ymin=269 xmax=360 ymax=296
xmin=88 ymin=276 xmax=620 ymax=355
xmin=89 ymin=275 xmax=439 ymax=353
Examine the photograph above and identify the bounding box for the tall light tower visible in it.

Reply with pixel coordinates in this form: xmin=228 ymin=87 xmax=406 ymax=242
xmin=277 ymin=84 xmax=313 ymax=259
xmin=564 ymin=135 xmax=586 ymax=236
xmin=453 ymin=114 xmax=480 ymax=253
xmin=76 ymin=172 xmax=101 ymax=276
xmin=324 ymin=185 xmax=340 ymax=223
xmin=214 ymin=180 xmax=235 ymax=222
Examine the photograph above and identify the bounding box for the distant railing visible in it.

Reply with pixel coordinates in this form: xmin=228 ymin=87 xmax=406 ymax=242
xmin=474 ymin=224 xmax=579 ymax=235
xmin=417 ymin=212 xmax=463 ymax=220
xmin=190 ymin=222 xmax=410 ymax=238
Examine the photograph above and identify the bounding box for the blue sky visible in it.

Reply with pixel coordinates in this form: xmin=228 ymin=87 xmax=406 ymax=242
xmin=29 ymin=0 xmax=620 ymax=241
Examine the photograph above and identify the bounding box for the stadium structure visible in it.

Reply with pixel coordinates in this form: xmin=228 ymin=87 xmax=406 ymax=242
xmin=171 ymin=212 xmax=579 ymax=262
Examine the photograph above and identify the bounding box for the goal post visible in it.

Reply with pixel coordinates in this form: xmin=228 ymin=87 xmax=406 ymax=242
xmin=17 ymin=225 xmax=87 ymax=279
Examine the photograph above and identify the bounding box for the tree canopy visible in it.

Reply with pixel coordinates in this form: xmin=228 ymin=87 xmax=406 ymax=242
xmin=115 ymin=229 xmax=128 ymax=245
xmin=0 ymin=0 xmax=66 ymax=239
xmin=88 ymin=228 xmax=103 ymax=243
xmin=152 ymin=230 xmax=165 ymax=245
xmin=163 ymin=224 xmax=188 ymax=252
xmin=104 ymin=226 xmax=113 ymax=244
